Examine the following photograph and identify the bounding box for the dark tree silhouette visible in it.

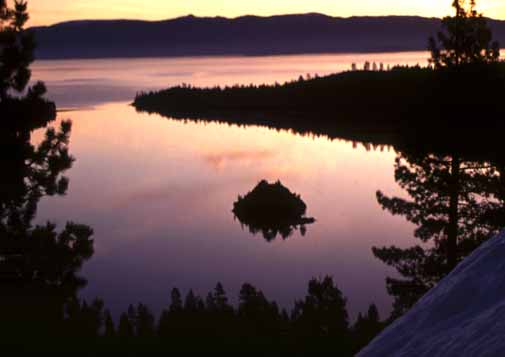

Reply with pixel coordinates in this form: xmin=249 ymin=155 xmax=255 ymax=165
xmin=292 ymin=276 xmax=349 ymax=338
xmin=429 ymin=0 xmax=500 ymax=68
xmin=0 ymin=0 xmax=34 ymax=99
xmin=118 ymin=312 xmax=135 ymax=338
xmin=353 ymin=304 xmax=383 ymax=349
xmin=238 ymin=283 xmax=281 ymax=336
xmin=0 ymin=1 xmax=96 ymax=343
xmin=65 ymin=298 xmax=105 ymax=337
xmin=170 ymin=287 xmax=183 ymax=312
xmin=206 ymin=282 xmax=232 ymax=313
xmin=203 ymin=283 xmax=235 ymax=338
xmin=0 ymin=1 xmax=55 ymax=129
xmin=1 ymin=120 xmax=74 ymax=230
xmin=157 ymin=310 xmax=171 ymax=337
xmin=184 ymin=289 xmax=205 ymax=313
xmin=136 ymin=303 xmax=156 ymax=337
xmin=158 ymin=287 xmax=185 ymax=337
xmin=104 ymin=309 xmax=116 ymax=338
xmin=374 ymin=151 xmax=505 ymax=317
xmin=0 ymin=120 xmax=96 ymax=339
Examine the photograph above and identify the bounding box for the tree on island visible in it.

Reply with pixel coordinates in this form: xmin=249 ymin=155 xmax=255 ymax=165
xmin=429 ymin=0 xmax=500 ymax=68
xmin=233 ymin=180 xmax=316 ymax=241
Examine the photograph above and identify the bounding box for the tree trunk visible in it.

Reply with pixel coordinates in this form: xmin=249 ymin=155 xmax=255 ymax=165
xmin=447 ymin=154 xmax=460 ymax=270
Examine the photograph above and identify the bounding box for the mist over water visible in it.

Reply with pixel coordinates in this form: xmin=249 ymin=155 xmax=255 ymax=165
xmin=32 ymin=52 xmax=429 ymax=108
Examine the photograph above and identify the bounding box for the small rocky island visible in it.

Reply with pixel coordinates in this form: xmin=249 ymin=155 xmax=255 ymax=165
xmin=233 ymin=180 xmax=315 ymax=242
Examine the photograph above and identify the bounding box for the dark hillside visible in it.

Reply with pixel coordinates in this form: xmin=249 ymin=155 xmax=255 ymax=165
xmin=30 ymin=14 xmax=505 ymax=59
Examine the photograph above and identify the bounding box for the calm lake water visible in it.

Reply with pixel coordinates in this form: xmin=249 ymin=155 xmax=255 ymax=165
xmin=31 ymin=52 xmax=429 ymax=319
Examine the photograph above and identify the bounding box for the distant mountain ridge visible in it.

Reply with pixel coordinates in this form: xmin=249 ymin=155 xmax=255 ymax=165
xmin=30 ymin=13 xmax=505 ymax=59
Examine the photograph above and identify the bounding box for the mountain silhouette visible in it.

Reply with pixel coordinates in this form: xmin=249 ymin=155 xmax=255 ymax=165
xmin=30 ymin=14 xmax=505 ymax=59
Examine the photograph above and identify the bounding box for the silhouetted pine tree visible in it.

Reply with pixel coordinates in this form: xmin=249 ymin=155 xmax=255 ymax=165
xmin=104 ymin=310 xmax=116 ymax=338
xmin=136 ymin=303 xmax=155 ymax=337
xmin=205 ymin=283 xmax=235 ymax=337
xmin=118 ymin=312 xmax=134 ymax=338
xmin=207 ymin=283 xmax=232 ymax=312
xmin=65 ymin=298 xmax=104 ymax=337
xmin=374 ymin=151 xmax=505 ymax=317
xmin=157 ymin=287 xmax=184 ymax=337
xmin=170 ymin=288 xmax=183 ymax=312
xmin=238 ymin=283 xmax=281 ymax=336
xmin=184 ymin=289 xmax=199 ymax=312
xmin=353 ymin=304 xmax=383 ymax=349
xmin=429 ymin=0 xmax=500 ymax=68
xmin=0 ymin=0 xmax=35 ymax=100
xmin=0 ymin=0 xmax=55 ymax=128
xmin=292 ymin=276 xmax=349 ymax=338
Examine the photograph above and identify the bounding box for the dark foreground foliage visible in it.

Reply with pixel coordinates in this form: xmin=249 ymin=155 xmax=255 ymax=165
xmin=0 ymin=0 xmax=56 ymax=129
xmin=3 ymin=277 xmax=385 ymax=353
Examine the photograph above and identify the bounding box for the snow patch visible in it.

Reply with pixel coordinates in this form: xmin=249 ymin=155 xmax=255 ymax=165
xmin=359 ymin=231 xmax=505 ymax=357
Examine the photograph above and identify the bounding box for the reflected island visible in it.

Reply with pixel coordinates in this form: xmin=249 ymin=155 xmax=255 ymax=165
xmin=233 ymin=180 xmax=315 ymax=242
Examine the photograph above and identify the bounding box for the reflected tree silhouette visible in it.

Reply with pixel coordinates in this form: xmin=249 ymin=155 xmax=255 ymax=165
xmin=233 ymin=180 xmax=316 ymax=242
xmin=374 ymin=150 xmax=505 ymax=318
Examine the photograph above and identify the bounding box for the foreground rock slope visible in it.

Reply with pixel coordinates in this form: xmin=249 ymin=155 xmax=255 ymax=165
xmin=359 ymin=231 xmax=505 ymax=357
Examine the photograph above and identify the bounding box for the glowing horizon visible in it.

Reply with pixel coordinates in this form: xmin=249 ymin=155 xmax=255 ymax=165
xmin=28 ymin=0 xmax=505 ymax=27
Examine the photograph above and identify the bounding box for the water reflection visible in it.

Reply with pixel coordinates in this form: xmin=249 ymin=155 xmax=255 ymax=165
xmin=374 ymin=149 xmax=505 ymax=318
xmin=233 ymin=180 xmax=316 ymax=242
xmin=32 ymin=52 xmax=429 ymax=108
xmin=39 ymin=103 xmax=406 ymax=320
xmin=204 ymin=150 xmax=275 ymax=171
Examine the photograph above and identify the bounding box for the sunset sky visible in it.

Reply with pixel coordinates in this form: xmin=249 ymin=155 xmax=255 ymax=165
xmin=29 ymin=0 xmax=505 ymax=27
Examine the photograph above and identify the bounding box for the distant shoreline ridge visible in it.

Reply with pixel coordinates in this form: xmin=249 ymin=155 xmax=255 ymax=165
xmin=32 ymin=13 xmax=445 ymax=28
xmin=30 ymin=14 xmax=505 ymax=60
